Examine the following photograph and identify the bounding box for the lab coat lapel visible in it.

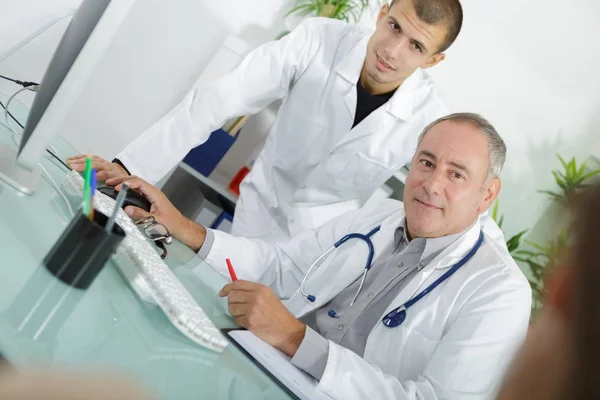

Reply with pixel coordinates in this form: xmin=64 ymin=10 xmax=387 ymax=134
xmin=334 ymin=36 xmax=368 ymax=117
xmin=332 ymin=68 xmax=427 ymax=151
xmin=287 ymin=209 xmax=406 ymax=318
xmin=377 ymin=221 xmax=483 ymax=320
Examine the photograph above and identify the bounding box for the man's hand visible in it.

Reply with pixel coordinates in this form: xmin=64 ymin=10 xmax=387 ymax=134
xmin=219 ymin=280 xmax=306 ymax=357
xmin=105 ymin=175 xmax=207 ymax=252
xmin=67 ymin=154 xmax=128 ymax=182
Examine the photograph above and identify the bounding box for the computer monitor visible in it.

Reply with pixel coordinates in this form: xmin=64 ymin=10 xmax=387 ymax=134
xmin=0 ymin=0 xmax=136 ymax=194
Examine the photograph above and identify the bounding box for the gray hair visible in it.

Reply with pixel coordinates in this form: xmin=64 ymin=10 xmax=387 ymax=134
xmin=417 ymin=113 xmax=507 ymax=181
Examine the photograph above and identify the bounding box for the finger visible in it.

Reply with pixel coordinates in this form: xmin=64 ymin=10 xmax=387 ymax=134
xmin=69 ymin=163 xmax=87 ymax=172
xmin=66 ymin=154 xmax=88 ymax=162
xmin=219 ymin=280 xmax=258 ymax=297
xmin=219 ymin=283 xmax=233 ymax=297
xmin=228 ymin=303 xmax=250 ymax=318
xmin=124 ymin=206 xmax=151 ymax=220
xmin=104 ymin=175 xmax=134 ymax=187
xmin=234 ymin=316 xmax=250 ymax=329
xmin=226 ymin=289 xmax=254 ymax=305
xmin=96 ymin=169 xmax=123 ymax=182
xmin=90 ymin=155 xmax=108 ymax=163
xmin=68 ymin=159 xmax=109 ymax=171
xmin=113 ymin=177 xmax=164 ymax=205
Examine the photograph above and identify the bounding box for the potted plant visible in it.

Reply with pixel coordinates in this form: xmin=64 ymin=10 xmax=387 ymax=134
xmin=286 ymin=0 xmax=384 ymax=23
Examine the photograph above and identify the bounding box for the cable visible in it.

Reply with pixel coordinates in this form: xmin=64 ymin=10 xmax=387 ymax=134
xmin=0 ymin=92 xmax=71 ymax=171
xmin=0 ymin=74 xmax=39 ymax=88
xmin=39 ymin=163 xmax=75 ymax=217
xmin=4 ymin=86 xmax=31 ymax=135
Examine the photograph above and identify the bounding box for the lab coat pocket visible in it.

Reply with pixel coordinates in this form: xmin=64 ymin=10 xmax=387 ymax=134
xmin=367 ymin=326 xmax=437 ymax=381
xmin=334 ymin=152 xmax=395 ymax=199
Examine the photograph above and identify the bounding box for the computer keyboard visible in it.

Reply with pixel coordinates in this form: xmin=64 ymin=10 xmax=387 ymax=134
xmin=65 ymin=171 xmax=227 ymax=353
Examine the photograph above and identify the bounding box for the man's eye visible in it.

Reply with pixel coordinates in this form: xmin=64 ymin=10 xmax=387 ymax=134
xmin=390 ymin=22 xmax=400 ymax=31
xmin=411 ymin=42 xmax=422 ymax=53
xmin=421 ymin=160 xmax=433 ymax=168
xmin=452 ymin=172 xmax=464 ymax=180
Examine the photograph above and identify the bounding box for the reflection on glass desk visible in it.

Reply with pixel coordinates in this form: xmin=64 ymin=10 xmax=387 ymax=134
xmin=0 ymin=94 xmax=294 ymax=400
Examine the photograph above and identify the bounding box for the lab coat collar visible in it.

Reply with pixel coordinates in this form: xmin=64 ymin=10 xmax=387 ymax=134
xmin=334 ymin=36 xmax=369 ymax=85
xmin=333 ymin=35 xmax=434 ymax=122
xmin=384 ymin=69 xmax=433 ymax=121
xmin=289 ymin=211 xmax=482 ymax=318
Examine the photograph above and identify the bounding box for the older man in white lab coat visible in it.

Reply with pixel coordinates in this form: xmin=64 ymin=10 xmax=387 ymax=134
xmin=68 ymin=0 xmax=464 ymax=242
xmin=107 ymin=113 xmax=531 ymax=400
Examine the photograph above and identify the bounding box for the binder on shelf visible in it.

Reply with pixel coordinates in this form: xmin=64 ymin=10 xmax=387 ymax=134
xmin=183 ymin=128 xmax=237 ymax=177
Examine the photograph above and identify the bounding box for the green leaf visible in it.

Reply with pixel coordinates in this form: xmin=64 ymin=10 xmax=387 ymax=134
xmin=537 ymin=189 xmax=566 ymax=202
xmin=557 ymin=154 xmax=568 ymax=171
xmin=285 ymin=3 xmax=317 ymax=17
xmin=491 ymin=200 xmax=500 ymax=223
xmin=581 ymin=169 xmax=600 ymax=183
xmin=575 ymin=160 xmax=588 ymax=180
xmin=507 ymin=230 xmax=528 ymax=253
xmin=498 ymin=215 xmax=504 ymax=230
xmin=568 ymin=157 xmax=577 ymax=179
xmin=513 ymin=250 xmax=545 ymax=258
xmin=552 ymin=170 xmax=567 ymax=189
xmin=525 ymin=240 xmax=549 ymax=253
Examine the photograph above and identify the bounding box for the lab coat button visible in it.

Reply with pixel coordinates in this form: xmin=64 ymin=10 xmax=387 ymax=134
xmin=397 ymin=261 xmax=404 ymax=268
xmin=337 ymin=324 xmax=344 ymax=330
xmin=368 ymin=292 xmax=374 ymax=299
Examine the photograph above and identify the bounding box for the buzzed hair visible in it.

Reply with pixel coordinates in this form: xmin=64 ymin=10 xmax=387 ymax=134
xmin=390 ymin=0 xmax=463 ymax=52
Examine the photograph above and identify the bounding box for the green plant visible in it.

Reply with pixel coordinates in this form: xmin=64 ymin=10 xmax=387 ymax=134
xmin=513 ymin=230 xmax=570 ymax=313
xmin=539 ymin=154 xmax=600 ymax=205
xmin=286 ymin=0 xmax=383 ymax=22
xmin=491 ymin=200 xmax=528 ymax=255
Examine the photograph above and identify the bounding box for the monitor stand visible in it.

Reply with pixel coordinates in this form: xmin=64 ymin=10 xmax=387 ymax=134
xmin=0 ymin=143 xmax=40 ymax=195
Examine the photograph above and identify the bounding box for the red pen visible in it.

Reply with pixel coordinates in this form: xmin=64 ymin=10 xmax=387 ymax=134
xmin=226 ymin=258 xmax=238 ymax=282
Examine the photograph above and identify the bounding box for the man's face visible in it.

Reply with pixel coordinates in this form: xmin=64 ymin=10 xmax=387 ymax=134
xmin=364 ymin=0 xmax=448 ymax=90
xmin=403 ymin=121 xmax=500 ymax=238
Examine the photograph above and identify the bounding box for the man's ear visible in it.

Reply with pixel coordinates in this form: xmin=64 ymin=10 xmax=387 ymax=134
xmin=478 ymin=177 xmax=501 ymax=213
xmin=421 ymin=52 xmax=446 ymax=69
xmin=377 ymin=3 xmax=390 ymax=24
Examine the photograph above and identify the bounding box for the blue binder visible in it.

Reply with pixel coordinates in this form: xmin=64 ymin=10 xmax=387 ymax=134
xmin=183 ymin=128 xmax=236 ymax=177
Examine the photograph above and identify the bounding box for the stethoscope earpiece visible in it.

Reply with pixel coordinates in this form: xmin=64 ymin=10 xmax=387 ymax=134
xmin=306 ymin=294 xmax=316 ymax=302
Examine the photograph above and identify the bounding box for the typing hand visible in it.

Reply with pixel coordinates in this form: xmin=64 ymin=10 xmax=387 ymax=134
xmin=105 ymin=175 xmax=207 ymax=252
xmin=219 ymin=280 xmax=306 ymax=357
xmin=67 ymin=154 xmax=128 ymax=182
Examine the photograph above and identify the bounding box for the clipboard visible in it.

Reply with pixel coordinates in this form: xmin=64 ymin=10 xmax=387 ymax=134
xmin=222 ymin=328 xmax=300 ymax=400
xmin=222 ymin=329 xmax=334 ymax=400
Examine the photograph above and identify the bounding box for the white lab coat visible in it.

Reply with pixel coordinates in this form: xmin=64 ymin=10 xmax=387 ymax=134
xmin=204 ymin=200 xmax=531 ymax=400
xmin=116 ymin=18 xmax=449 ymax=242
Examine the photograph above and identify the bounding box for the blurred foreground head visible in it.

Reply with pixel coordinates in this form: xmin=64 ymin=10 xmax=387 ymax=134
xmin=496 ymin=183 xmax=600 ymax=400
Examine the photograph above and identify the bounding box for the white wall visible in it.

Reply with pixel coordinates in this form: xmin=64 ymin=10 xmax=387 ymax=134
xmin=427 ymin=0 xmax=600 ymax=239
xmin=361 ymin=1 xmax=600 ymax=239
xmin=0 ymin=0 xmax=294 ymax=157
xmin=2 ymin=0 xmax=599 ymax=240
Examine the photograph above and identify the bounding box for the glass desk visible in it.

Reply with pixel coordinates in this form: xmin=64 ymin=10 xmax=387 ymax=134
xmin=0 ymin=94 xmax=293 ymax=399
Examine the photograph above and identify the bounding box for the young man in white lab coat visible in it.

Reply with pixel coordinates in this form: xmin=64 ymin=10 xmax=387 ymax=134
xmin=106 ymin=113 xmax=532 ymax=399
xmin=68 ymin=0 xmax=464 ymax=242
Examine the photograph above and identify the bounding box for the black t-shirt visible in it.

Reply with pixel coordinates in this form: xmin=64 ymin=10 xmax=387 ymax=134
xmin=352 ymin=79 xmax=396 ymax=129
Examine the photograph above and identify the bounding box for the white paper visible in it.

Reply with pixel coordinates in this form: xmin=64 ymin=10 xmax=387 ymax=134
xmin=228 ymin=330 xmax=334 ymax=400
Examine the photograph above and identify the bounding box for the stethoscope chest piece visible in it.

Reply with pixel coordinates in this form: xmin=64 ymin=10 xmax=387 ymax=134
xmin=382 ymin=307 xmax=407 ymax=328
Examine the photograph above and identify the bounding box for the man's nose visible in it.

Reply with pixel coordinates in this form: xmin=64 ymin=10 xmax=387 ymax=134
xmin=385 ymin=35 xmax=409 ymax=59
xmin=423 ymin=170 xmax=444 ymax=196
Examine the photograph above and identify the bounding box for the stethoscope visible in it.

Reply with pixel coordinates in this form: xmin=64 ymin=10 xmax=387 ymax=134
xmin=300 ymin=227 xmax=485 ymax=328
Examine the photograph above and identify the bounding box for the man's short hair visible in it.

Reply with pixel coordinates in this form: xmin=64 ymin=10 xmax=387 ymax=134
xmin=417 ymin=113 xmax=507 ymax=182
xmin=390 ymin=0 xmax=463 ymax=52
